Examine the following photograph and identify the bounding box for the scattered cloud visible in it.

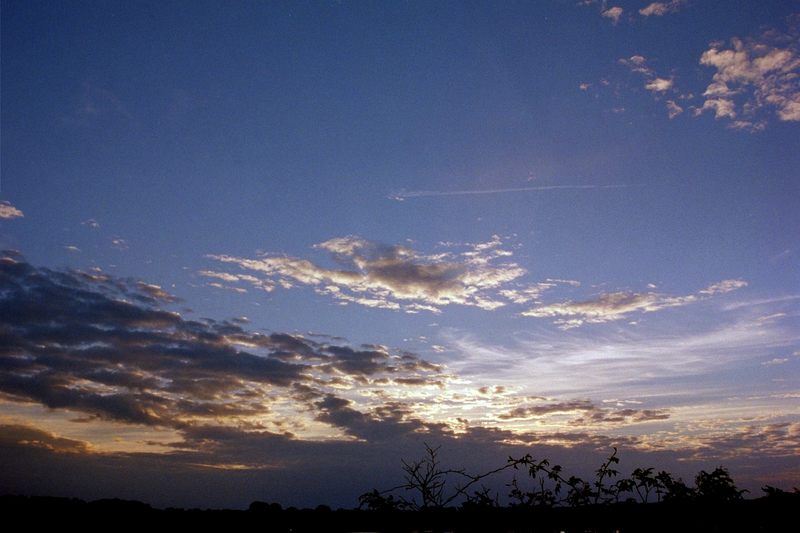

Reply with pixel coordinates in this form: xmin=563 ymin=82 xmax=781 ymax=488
xmin=209 ymin=236 xmax=527 ymax=313
xmin=63 ymin=245 xmax=81 ymax=253
xmin=696 ymin=27 xmax=800 ymax=129
xmin=111 ymin=238 xmax=128 ymax=250
xmin=666 ymin=99 xmax=684 ymax=118
xmin=645 ymin=77 xmax=674 ymax=93
xmin=601 ymin=6 xmax=624 ymax=24
xmin=618 ymin=55 xmax=682 ymax=117
xmin=0 ymin=201 xmax=24 ymax=220
xmin=81 ymin=219 xmax=100 ymax=229
xmin=521 ymin=279 xmax=747 ymax=328
xmin=639 ymin=1 xmax=687 ymax=17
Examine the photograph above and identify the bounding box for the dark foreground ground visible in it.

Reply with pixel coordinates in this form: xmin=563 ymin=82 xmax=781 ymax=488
xmin=2 ymin=494 xmax=798 ymax=532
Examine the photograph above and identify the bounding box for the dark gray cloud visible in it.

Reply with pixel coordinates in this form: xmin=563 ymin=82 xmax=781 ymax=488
xmin=0 ymin=252 xmax=443 ymax=430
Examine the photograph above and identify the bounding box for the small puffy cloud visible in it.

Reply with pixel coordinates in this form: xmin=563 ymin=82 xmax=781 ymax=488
xmin=645 ymin=77 xmax=674 ymax=93
xmin=697 ymin=31 xmax=800 ymax=127
xmin=579 ymin=82 xmax=592 ymax=91
xmin=639 ymin=0 xmax=686 ymax=17
xmin=82 ymin=219 xmax=100 ymax=229
xmin=209 ymin=236 xmax=527 ymax=313
xmin=619 ymin=55 xmax=680 ymax=117
xmin=0 ymin=201 xmax=24 ymax=219
xmin=666 ymin=99 xmax=684 ymax=118
xmin=602 ymin=6 xmax=624 ymax=24
xmin=111 ymin=238 xmax=128 ymax=250
xmin=64 ymin=245 xmax=81 ymax=253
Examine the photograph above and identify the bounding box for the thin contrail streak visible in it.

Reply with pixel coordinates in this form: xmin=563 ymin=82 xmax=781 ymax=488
xmin=388 ymin=184 xmax=634 ymax=200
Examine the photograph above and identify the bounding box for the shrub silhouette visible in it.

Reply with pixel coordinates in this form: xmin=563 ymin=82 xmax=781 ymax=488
xmin=362 ymin=444 xmax=754 ymax=510
xmin=359 ymin=443 xmax=515 ymax=510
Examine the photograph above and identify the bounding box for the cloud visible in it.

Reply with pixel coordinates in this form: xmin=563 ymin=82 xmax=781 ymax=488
xmin=208 ymin=236 xmax=528 ymax=313
xmin=445 ymin=314 xmax=799 ymax=407
xmin=0 ymin=201 xmax=24 ymax=219
xmin=639 ymin=0 xmax=686 ymax=17
xmin=699 ymin=279 xmax=748 ymax=295
xmin=0 ymin=252 xmax=444 ymax=434
xmin=666 ymin=99 xmax=684 ymax=118
xmin=498 ymin=400 xmax=596 ymax=420
xmin=645 ymin=77 xmax=673 ymax=93
xmin=111 ymin=238 xmax=128 ymax=250
xmin=601 ymin=6 xmax=624 ymax=24
xmin=0 ymin=424 xmax=90 ymax=454
xmin=64 ymin=245 xmax=81 ymax=253
xmin=696 ymin=28 xmax=800 ymax=127
xmin=81 ymin=219 xmax=100 ymax=229
xmin=389 ymin=183 xmax=632 ymax=201
xmin=618 ymin=55 xmax=682 ymax=117
xmin=1 ymin=253 xmax=797 ymax=507
xmin=521 ymin=280 xmax=747 ymax=328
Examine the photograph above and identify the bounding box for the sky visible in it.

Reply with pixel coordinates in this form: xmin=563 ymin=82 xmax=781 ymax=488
xmin=1 ymin=0 xmax=799 ymax=509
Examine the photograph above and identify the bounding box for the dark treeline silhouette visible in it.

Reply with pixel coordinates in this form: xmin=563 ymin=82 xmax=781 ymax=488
xmin=2 ymin=446 xmax=798 ymax=532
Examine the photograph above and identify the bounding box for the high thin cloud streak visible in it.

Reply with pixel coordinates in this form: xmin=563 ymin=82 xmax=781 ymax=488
xmin=389 ymin=183 xmax=632 ymax=201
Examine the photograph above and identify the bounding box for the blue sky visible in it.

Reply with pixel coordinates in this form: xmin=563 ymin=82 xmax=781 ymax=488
xmin=1 ymin=0 xmax=799 ymax=508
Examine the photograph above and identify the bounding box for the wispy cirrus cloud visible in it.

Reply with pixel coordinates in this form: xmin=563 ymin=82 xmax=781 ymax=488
xmin=444 ymin=311 xmax=799 ymax=401
xmin=0 ymin=201 xmax=24 ymax=220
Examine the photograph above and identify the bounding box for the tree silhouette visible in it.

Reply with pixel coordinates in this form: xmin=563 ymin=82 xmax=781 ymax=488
xmin=694 ymin=467 xmax=747 ymax=501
